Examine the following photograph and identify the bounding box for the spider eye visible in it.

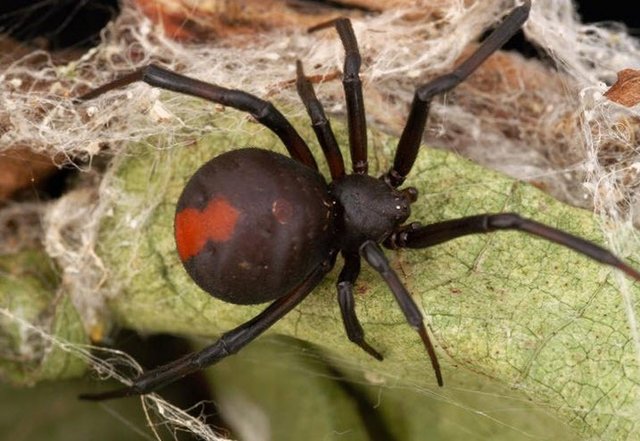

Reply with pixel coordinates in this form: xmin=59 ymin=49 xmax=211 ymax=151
xmin=393 ymin=198 xmax=411 ymax=222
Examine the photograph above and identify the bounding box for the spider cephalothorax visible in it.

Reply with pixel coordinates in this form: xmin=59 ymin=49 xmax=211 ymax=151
xmin=331 ymin=174 xmax=413 ymax=251
xmin=76 ymin=0 xmax=640 ymax=401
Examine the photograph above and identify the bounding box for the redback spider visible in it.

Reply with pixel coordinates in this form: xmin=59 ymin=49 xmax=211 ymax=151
xmin=77 ymin=0 xmax=640 ymax=400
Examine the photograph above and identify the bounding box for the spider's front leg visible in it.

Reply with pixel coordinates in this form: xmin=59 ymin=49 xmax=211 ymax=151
xmin=310 ymin=18 xmax=368 ymax=174
xmin=80 ymin=256 xmax=336 ymax=401
xmin=386 ymin=213 xmax=640 ymax=282
xmin=383 ymin=0 xmax=532 ymax=187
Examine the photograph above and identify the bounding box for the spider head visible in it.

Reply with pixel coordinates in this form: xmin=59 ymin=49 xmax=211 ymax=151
xmin=330 ymin=174 xmax=414 ymax=251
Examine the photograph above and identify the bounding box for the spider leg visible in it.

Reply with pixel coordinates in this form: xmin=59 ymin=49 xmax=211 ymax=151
xmin=310 ymin=18 xmax=368 ymax=174
xmin=384 ymin=0 xmax=532 ymax=187
xmin=387 ymin=213 xmax=640 ymax=282
xmin=75 ymin=64 xmax=318 ymax=169
xmin=360 ymin=241 xmax=443 ymax=386
xmin=296 ymin=60 xmax=346 ymax=180
xmin=79 ymin=255 xmax=336 ymax=401
xmin=337 ymin=252 xmax=384 ymax=360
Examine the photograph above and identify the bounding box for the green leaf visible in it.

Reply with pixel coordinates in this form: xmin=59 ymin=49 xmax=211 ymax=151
xmin=0 ymin=378 xmax=162 ymax=440
xmin=0 ymin=250 xmax=88 ymax=385
xmin=98 ymin=115 xmax=640 ymax=440
xmin=206 ymin=335 xmax=581 ymax=440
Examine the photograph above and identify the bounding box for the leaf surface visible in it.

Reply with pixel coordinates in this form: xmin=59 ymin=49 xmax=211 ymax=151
xmin=99 ymin=116 xmax=640 ymax=440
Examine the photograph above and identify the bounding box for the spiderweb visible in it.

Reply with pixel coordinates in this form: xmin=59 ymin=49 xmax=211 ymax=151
xmin=1 ymin=0 xmax=640 ymax=440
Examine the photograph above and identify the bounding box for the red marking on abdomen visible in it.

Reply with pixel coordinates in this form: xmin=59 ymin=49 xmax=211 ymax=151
xmin=175 ymin=196 xmax=240 ymax=261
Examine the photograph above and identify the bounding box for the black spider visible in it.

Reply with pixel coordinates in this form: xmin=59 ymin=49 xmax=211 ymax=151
xmin=76 ymin=0 xmax=640 ymax=401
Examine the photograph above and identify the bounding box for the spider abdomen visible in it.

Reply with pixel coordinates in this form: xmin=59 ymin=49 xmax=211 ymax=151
xmin=175 ymin=148 xmax=336 ymax=304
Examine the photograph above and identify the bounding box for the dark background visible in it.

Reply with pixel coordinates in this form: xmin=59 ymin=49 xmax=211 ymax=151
xmin=0 ymin=0 xmax=637 ymax=51
xmin=576 ymin=0 xmax=640 ymax=28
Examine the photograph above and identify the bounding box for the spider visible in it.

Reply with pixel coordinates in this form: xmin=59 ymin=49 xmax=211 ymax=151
xmin=77 ymin=0 xmax=640 ymax=401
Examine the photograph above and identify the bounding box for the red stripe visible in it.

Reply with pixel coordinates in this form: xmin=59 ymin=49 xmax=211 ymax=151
xmin=175 ymin=197 xmax=240 ymax=261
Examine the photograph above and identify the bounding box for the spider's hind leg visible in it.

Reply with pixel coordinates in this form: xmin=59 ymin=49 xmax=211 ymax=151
xmin=296 ymin=60 xmax=346 ymax=180
xmin=79 ymin=256 xmax=336 ymax=401
xmin=75 ymin=63 xmax=318 ymax=169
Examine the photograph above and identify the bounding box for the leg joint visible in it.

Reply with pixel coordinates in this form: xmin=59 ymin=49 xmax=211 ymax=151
xmin=487 ymin=213 xmax=524 ymax=229
xmin=416 ymin=72 xmax=463 ymax=101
